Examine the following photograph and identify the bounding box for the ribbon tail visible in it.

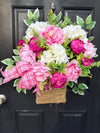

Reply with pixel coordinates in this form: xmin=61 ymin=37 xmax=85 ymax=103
xmin=33 ymin=82 xmax=41 ymax=97
xmin=0 ymin=66 xmax=19 ymax=84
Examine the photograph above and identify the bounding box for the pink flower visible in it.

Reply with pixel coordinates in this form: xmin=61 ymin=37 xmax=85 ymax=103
xmin=17 ymin=39 xmax=25 ymax=46
xmin=50 ymin=71 xmax=67 ymax=88
xmin=84 ymin=43 xmax=96 ymax=58
xmin=44 ymin=84 xmax=53 ymax=92
xmin=81 ymin=57 xmax=94 ymax=66
xmin=19 ymin=44 xmax=36 ymax=64
xmin=65 ymin=60 xmax=81 ymax=81
xmin=71 ymin=39 xmax=85 ymax=54
xmin=29 ymin=37 xmax=43 ymax=57
xmin=42 ymin=25 xmax=64 ymax=45
xmin=32 ymin=61 xmax=51 ymax=82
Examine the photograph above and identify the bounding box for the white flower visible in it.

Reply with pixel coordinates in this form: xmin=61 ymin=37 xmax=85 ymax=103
xmin=41 ymin=44 xmax=69 ymax=64
xmin=25 ymin=21 xmax=49 ymax=40
xmin=63 ymin=25 xmax=88 ymax=43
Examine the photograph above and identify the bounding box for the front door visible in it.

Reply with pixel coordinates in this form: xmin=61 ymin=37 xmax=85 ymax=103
xmin=0 ymin=0 xmax=100 ymax=133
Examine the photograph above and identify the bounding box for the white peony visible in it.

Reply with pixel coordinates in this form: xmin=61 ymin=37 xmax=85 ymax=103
xmin=41 ymin=44 xmax=69 ymax=64
xmin=63 ymin=25 xmax=88 ymax=43
xmin=25 ymin=21 xmax=49 ymax=40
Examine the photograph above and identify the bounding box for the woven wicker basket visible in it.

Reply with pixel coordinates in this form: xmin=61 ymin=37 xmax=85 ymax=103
xmin=36 ymin=87 xmax=67 ymax=104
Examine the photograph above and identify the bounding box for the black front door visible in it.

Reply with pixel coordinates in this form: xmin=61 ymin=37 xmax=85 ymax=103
xmin=0 ymin=0 xmax=100 ymax=133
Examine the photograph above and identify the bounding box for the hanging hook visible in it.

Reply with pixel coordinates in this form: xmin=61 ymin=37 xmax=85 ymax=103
xmin=65 ymin=11 xmax=68 ymax=16
xmin=51 ymin=2 xmax=56 ymax=13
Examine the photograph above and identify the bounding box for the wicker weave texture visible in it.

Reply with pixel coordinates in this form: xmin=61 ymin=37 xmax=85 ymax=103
xmin=36 ymin=87 xmax=67 ymax=104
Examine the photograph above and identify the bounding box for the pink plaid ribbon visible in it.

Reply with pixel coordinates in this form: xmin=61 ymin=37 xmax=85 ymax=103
xmin=0 ymin=61 xmax=41 ymax=96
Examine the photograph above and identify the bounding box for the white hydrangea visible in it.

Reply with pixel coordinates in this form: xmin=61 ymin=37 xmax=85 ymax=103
xmin=25 ymin=21 xmax=49 ymax=40
xmin=41 ymin=44 xmax=69 ymax=64
xmin=63 ymin=25 xmax=88 ymax=43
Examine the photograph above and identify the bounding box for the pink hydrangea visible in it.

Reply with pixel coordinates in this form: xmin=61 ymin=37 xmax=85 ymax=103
xmin=65 ymin=60 xmax=81 ymax=81
xmin=81 ymin=57 xmax=94 ymax=66
xmin=50 ymin=71 xmax=67 ymax=88
xmin=84 ymin=43 xmax=96 ymax=58
xmin=29 ymin=37 xmax=43 ymax=57
xmin=17 ymin=39 xmax=25 ymax=46
xmin=71 ymin=39 xmax=85 ymax=54
xmin=42 ymin=25 xmax=64 ymax=45
xmin=19 ymin=44 xmax=36 ymax=64
xmin=32 ymin=61 xmax=51 ymax=82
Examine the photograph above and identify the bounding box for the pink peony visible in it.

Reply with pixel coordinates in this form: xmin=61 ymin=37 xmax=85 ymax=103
xmin=29 ymin=37 xmax=43 ymax=56
xmin=19 ymin=44 xmax=36 ymax=64
xmin=32 ymin=61 xmax=51 ymax=82
xmin=50 ymin=71 xmax=67 ymax=88
xmin=81 ymin=57 xmax=94 ymax=66
xmin=17 ymin=39 xmax=25 ymax=46
xmin=84 ymin=43 xmax=96 ymax=58
xmin=42 ymin=25 xmax=64 ymax=45
xmin=71 ymin=39 xmax=85 ymax=54
xmin=65 ymin=60 xmax=81 ymax=81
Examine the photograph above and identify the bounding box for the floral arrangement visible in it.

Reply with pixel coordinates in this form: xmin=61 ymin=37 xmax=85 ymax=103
xmin=0 ymin=9 xmax=100 ymax=97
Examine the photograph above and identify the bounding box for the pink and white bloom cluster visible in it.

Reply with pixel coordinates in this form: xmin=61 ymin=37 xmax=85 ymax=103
xmin=0 ymin=9 xmax=99 ymax=97
xmin=70 ymin=39 xmax=96 ymax=66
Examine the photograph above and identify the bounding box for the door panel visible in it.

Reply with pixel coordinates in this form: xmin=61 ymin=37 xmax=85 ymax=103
xmin=12 ymin=6 xmax=44 ymax=48
xmin=0 ymin=0 xmax=100 ymax=133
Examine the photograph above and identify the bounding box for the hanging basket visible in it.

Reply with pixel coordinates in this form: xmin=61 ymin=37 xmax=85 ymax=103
xmin=36 ymin=87 xmax=67 ymax=104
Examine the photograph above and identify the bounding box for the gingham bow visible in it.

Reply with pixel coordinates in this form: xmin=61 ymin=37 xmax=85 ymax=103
xmin=0 ymin=61 xmax=41 ymax=95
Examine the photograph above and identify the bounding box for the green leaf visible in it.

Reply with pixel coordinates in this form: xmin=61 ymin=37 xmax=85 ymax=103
xmin=86 ymin=21 xmax=96 ymax=30
xmin=51 ymin=14 xmax=56 ymax=21
xmin=91 ymin=61 xmax=100 ymax=67
xmin=12 ymin=56 xmax=21 ymax=62
xmin=72 ymin=87 xmax=79 ymax=94
xmin=88 ymin=36 xmax=94 ymax=42
xmin=22 ymin=89 xmax=27 ymax=94
xmin=86 ymin=14 xmax=92 ymax=24
xmin=91 ymin=62 xmax=97 ymax=67
xmin=56 ymin=12 xmax=62 ymax=22
xmin=64 ymin=16 xmax=72 ymax=24
xmin=76 ymin=53 xmax=85 ymax=62
xmin=33 ymin=8 xmax=40 ymax=21
xmin=28 ymin=9 xmax=33 ymax=20
xmin=5 ymin=65 xmax=14 ymax=71
xmin=97 ymin=61 xmax=100 ymax=67
xmin=94 ymin=54 xmax=98 ymax=58
xmin=73 ymin=22 xmax=77 ymax=26
xmin=23 ymin=19 xmax=33 ymax=26
xmin=76 ymin=16 xmax=85 ymax=27
xmin=69 ymin=82 xmax=74 ymax=88
xmin=1 ymin=58 xmax=14 ymax=65
xmin=80 ymin=65 xmax=91 ymax=77
xmin=56 ymin=20 xmax=62 ymax=27
xmin=13 ymin=78 xmax=20 ymax=87
xmin=23 ymin=36 xmax=29 ymax=44
xmin=77 ymin=90 xmax=84 ymax=95
xmin=70 ymin=51 xmax=74 ymax=59
xmin=13 ymin=49 xmax=19 ymax=55
xmin=16 ymin=86 xmax=22 ymax=93
xmin=78 ymin=83 xmax=88 ymax=90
